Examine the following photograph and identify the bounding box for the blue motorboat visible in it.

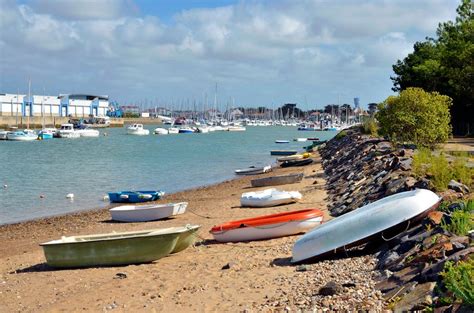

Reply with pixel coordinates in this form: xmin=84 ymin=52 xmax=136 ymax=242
xmin=38 ymin=129 xmax=54 ymax=140
xmin=108 ymin=190 xmax=165 ymax=203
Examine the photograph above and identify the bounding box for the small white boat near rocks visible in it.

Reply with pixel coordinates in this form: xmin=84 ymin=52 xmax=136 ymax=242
xmin=110 ymin=202 xmax=188 ymax=222
xmin=241 ymin=188 xmax=302 ymax=207
xmin=292 ymin=189 xmax=441 ymax=263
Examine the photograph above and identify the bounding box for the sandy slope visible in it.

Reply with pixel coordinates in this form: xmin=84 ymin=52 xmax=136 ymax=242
xmin=0 ymin=155 xmax=330 ymax=312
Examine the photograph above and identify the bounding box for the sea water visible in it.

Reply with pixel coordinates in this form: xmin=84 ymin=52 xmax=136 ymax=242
xmin=0 ymin=126 xmax=336 ymax=224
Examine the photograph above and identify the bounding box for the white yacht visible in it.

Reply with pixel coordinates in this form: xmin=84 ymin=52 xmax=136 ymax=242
xmin=126 ymin=124 xmax=150 ymax=135
xmin=58 ymin=124 xmax=80 ymax=138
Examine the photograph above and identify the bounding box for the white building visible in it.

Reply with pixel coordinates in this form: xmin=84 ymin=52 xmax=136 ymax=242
xmin=0 ymin=93 xmax=109 ymax=117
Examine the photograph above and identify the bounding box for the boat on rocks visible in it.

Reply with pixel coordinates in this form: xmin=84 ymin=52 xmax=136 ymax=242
xmin=153 ymin=127 xmax=168 ymax=135
xmin=291 ymin=189 xmax=441 ymax=264
xmin=251 ymin=173 xmax=304 ymax=188
xmin=40 ymin=225 xmax=200 ymax=268
xmin=241 ymin=188 xmax=302 ymax=207
xmin=210 ymin=209 xmax=323 ymax=242
xmin=270 ymin=150 xmax=298 ymax=156
xmin=280 ymin=158 xmax=313 ymax=168
xmin=127 ymin=124 xmax=150 ymax=135
xmin=108 ymin=190 xmax=165 ymax=203
xmin=234 ymin=165 xmax=272 ymax=175
xmin=276 ymin=152 xmax=311 ymax=162
xmin=110 ymin=202 xmax=188 ymax=222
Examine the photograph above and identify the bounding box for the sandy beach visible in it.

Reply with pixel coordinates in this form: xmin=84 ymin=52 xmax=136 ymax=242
xmin=0 ymin=153 xmax=382 ymax=312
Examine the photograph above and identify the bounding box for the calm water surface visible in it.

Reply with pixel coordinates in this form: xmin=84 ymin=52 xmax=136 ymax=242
xmin=0 ymin=126 xmax=335 ymax=225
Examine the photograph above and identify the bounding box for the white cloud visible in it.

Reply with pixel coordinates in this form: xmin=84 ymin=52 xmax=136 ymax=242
xmin=0 ymin=0 xmax=460 ymax=107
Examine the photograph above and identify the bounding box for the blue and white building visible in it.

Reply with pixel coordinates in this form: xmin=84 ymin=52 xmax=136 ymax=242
xmin=0 ymin=93 xmax=109 ymax=117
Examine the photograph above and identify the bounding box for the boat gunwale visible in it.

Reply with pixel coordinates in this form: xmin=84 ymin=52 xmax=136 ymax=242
xmin=109 ymin=202 xmax=187 ymax=212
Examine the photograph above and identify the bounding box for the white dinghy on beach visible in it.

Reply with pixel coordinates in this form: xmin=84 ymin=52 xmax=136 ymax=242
xmin=110 ymin=202 xmax=188 ymax=222
xmin=241 ymin=188 xmax=302 ymax=207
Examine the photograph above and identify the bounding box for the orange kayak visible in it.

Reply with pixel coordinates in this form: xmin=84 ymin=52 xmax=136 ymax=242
xmin=210 ymin=209 xmax=324 ymax=242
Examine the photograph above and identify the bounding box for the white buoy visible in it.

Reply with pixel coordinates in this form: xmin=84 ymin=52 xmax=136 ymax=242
xmin=103 ymin=195 xmax=109 ymax=201
xmin=66 ymin=193 xmax=74 ymax=199
xmin=3 ymin=184 xmax=7 ymax=189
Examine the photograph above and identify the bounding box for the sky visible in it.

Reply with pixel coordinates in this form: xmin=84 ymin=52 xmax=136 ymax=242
xmin=0 ymin=0 xmax=460 ymax=110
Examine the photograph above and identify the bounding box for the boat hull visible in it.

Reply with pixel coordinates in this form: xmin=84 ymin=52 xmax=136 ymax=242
xmin=251 ymin=173 xmax=304 ymax=187
xmin=110 ymin=202 xmax=188 ymax=222
xmin=108 ymin=190 xmax=164 ymax=203
xmin=280 ymin=158 xmax=313 ymax=168
xmin=291 ymin=189 xmax=441 ymax=263
xmin=41 ymin=225 xmax=200 ymax=268
xmin=235 ymin=165 xmax=272 ymax=175
xmin=270 ymin=150 xmax=298 ymax=156
xmin=210 ymin=209 xmax=323 ymax=242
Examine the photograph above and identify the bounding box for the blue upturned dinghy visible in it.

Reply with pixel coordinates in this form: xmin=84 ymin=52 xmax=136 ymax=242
xmin=108 ymin=190 xmax=165 ymax=203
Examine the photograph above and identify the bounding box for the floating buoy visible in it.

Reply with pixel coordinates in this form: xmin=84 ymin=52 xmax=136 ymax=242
xmin=40 ymin=194 xmax=45 ymax=199
xmin=103 ymin=195 xmax=109 ymax=201
xmin=66 ymin=193 xmax=74 ymax=199
xmin=3 ymin=184 xmax=7 ymax=189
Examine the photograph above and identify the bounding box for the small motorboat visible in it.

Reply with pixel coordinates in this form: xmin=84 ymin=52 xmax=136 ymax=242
xmin=235 ymin=165 xmax=272 ymax=175
xmin=293 ymin=138 xmax=308 ymax=142
xmin=127 ymin=124 xmax=150 ymax=135
xmin=275 ymin=140 xmax=289 ymax=144
xmin=241 ymin=188 xmax=302 ymax=207
xmin=292 ymin=189 xmax=441 ymax=263
xmin=110 ymin=202 xmax=188 ymax=222
xmin=76 ymin=126 xmax=100 ymax=137
xmin=153 ymin=127 xmax=169 ymax=135
xmin=178 ymin=127 xmax=195 ymax=134
xmin=196 ymin=126 xmax=210 ymax=133
xmin=277 ymin=153 xmax=310 ymax=162
xmin=38 ymin=128 xmax=56 ymax=140
xmin=280 ymin=158 xmax=313 ymax=168
xmin=210 ymin=209 xmax=323 ymax=242
xmin=167 ymin=127 xmax=179 ymax=134
xmin=251 ymin=173 xmax=304 ymax=188
xmin=270 ymin=150 xmax=298 ymax=156
xmin=40 ymin=225 xmax=200 ymax=268
xmin=6 ymin=129 xmax=38 ymax=141
xmin=108 ymin=190 xmax=165 ymax=203
xmin=58 ymin=124 xmax=80 ymax=138
xmin=227 ymin=126 xmax=246 ymax=131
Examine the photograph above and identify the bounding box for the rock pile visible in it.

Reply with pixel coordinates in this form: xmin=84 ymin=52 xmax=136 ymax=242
xmin=319 ymin=128 xmax=423 ymax=216
xmin=375 ymin=203 xmax=473 ymax=312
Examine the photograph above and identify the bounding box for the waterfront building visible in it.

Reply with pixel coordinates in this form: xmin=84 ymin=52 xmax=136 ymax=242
xmin=0 ymin=93 xmax=109 ymax=117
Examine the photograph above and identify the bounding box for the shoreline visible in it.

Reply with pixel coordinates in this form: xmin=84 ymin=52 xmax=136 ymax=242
xmin=2 ymin=154 xmax=382 ymax=312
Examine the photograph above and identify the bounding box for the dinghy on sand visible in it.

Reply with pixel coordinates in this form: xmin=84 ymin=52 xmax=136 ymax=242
xmin=210 ymin=209 xmax=323 ymax=242
xmin=280 ymin=158 xmax=313 ymax=168
xmin=241 ymin=188 xmax=302 ymax=207
xmin=251 ymin=173 xmax=304 ymax=188
xmin=292 ymin=189 xmax=441 ymax=263
xmin=108 ymin=190 xmax=165 ymax=203
xmin=277 ymin=153 xmax=311 ymax=162
xmin=41 ymin=225 xmax=200 ymax=268
xmin=110 ymin=202 xmax=188 ymax=222
xmin=235 ymin=165 xmax=272 ymax=175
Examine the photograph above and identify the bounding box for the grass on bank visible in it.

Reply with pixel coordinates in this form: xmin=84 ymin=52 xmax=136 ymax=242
xmin=441 ymin=257 xmax=474 ymax=306
xmin=412 ymin=148 xmax=473 ymax=191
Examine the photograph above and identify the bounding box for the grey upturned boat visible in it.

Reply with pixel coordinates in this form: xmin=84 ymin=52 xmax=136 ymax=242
xmin=251 ymin=173 xmax=304 ymax=188
xmin=40 ymin=225 xmax=200 ymax=268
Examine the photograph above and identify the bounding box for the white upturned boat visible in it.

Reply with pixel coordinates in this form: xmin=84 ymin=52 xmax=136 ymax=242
xmin=210 ymin=209 xmax=324 ymax=242
xmin=127 ymin=124 xmax=150 ymax=135
xmin=241 ymin=188 xmax=302 ymax=207
xmin=110 ymin=202 xmax=188 ymax=222
xmin=292 ymin=189 xmax=441 ymax=263
xmin=235 ymin=165 xmax=272 ymax=175
xmin=58 ymin=124 xmax=80 ymax=138
xmin=153 ymin=127 xmax=169 ymax=135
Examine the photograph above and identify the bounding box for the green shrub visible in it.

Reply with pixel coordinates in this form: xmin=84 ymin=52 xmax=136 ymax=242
xmin=377 ymin=87 xmax=452 ymax=148
xmin=441 ymin=210 xmax=474 ymax=236
xmin=335 ymin=131 xmax=347 ymax=140
xmin=412 ymin=149 xmax=472 ymax=190
xmin=441 ymin=258 xmax=474 ymax=305
xmin=360 ymin=117 xmax=378 ymax=136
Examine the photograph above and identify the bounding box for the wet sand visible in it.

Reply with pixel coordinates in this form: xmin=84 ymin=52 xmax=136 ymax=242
xmin=0 ymin=154 xmax=331 ymax=312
